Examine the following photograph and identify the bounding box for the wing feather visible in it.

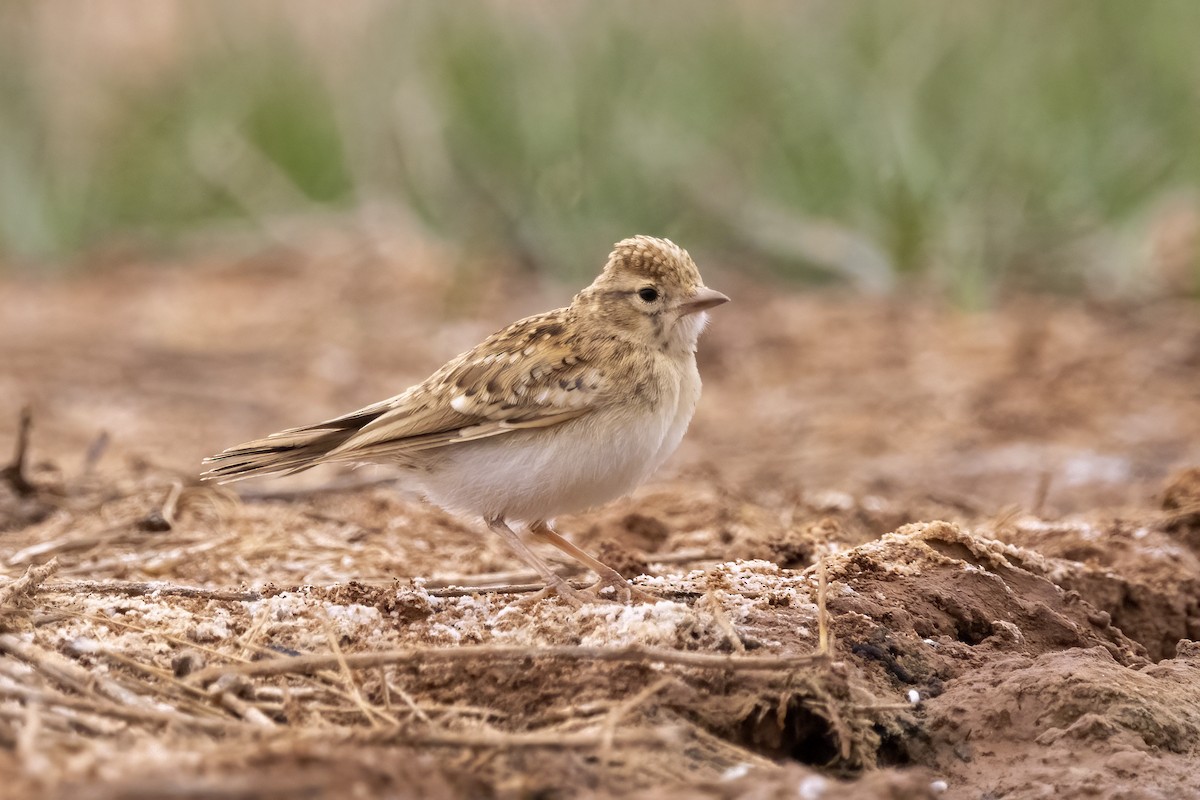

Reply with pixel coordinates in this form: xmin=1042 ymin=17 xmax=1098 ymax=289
xmin=202 ymin=308 xmax=613 ymax=481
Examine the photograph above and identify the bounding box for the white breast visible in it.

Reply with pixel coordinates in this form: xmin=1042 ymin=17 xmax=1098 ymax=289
xmin=414 ymin=356 xmax=700 ymax=523
xmin=652 ymin=355 xmax=701 ymax=472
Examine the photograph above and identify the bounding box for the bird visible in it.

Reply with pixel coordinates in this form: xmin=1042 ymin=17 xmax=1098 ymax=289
xmin=202 ymin=236 xmax=728 ymax=605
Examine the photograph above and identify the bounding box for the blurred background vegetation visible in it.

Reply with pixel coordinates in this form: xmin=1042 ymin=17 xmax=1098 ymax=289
xmin=1 ymin=1 xmax=1197 ymax=303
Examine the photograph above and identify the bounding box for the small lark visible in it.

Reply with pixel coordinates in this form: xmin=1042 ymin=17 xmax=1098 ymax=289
xmin=203 ymin=236 xmax=728 ymax=604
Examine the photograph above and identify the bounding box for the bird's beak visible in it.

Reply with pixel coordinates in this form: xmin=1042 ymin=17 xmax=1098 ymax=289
xmin=679 ymin=287 xmax=730 ymax=316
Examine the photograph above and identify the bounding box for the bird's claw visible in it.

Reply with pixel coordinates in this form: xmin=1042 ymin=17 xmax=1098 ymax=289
xmin=582 ymin=570 xmax=659 ymax=604
xmin=515 ymin=575 xmax=587 ymax=609
xmin=515 ymin=572 xmax=658 ymax=608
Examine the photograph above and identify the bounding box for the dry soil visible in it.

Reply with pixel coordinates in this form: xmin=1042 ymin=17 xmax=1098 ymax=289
xmin=1 ymin=229 xmax=1199 ymax=799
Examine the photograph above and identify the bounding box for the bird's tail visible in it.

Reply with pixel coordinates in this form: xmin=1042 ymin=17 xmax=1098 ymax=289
xmin=201 ymin=406 xmax=389 ymax=483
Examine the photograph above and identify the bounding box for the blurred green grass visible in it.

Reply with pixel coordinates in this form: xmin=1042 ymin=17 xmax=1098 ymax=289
xmin=1 ymin=1 xmax=1198 ymax=300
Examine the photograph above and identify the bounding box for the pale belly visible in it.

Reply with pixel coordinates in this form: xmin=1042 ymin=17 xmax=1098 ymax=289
xmin=414 ymin=361 xmax=700 ymax=522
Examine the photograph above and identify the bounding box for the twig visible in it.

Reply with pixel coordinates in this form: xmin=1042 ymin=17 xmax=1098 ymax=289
xmin=424 ymin=580 xmax=716 ymax=600
xmin=215 ymin=689 xmax=276 ymax=728
xmin=59 ymin=637 xmax=247 ymax=726
xmin=0 ymin=694 xmax=119 ymax=736
xmin=235 ymin=608 xmax=272 ymax=662
xmin=0 ymin=633 xmax=231 ymax=731
xmin=6 ymin=519 xmax=195 ymax=567
xmin=80 ymin=430 xmax=110 ymax=476
xmin=699 ymin=587 xmax=746 ymax=654
xmin=60 ymin=610 xmax=403 ymax=723
xmin=925 ymin=491 xmax=986 ymax=516
xmin=71 ymin=641 xmax=231 ymax=720
xmin=422 ymin=570 xmax=576 ymax=591
xmin=447 ymin=148 xmax=547 ymax=276
xmin=29 ymin=558 xmax=718 ymax=606
xmin=41 ymin=580 xmax=262 ymax=603
xmin=0 ymin=668 xmax=238 ymax=734
xmin=660 ymin=711 xmax=779 ymax=770
xmin=1 ymin=406 xmax=35 ymax=496
xmin=16 ymin=697 xmax=51 ymax=778
xmin=64 ymin=536 xmax=228 ymax=577
xmin=424 ymin=579 xmax=709 ymax=600
xmin=40 ymin=575 xmax=692 ymax=603
xmin=0 ymin=559 xmax=59 ymax=610
xmin=599 ymin=676 xmax=678 ymax=760
xmin=420 ymin=549 xmax=724 ymax=590
xmin=138 ymin=480 xmax=184 ymax=532
xmin=378 ymin=667 xmax=392 ymax=710
xmin=341 ymin=724 xmax=683 ymax=750
xmin=301 ymin=510 xmax=384 ymax=534
xmin=64 ymin=610 xmax=258 ymax=666
xmin=426 ymin=580 xmax=579 ymax=598
xmin=207 ymin=674 xmax=276 ymax=728
xmin=0 ymin=633 xmax=156 ymax=709
xmin=191 ymin=643 xmax=826 ymax=686
xmin=817 ymin=555 xmax=831 ymax=657
xmin=381 ymin=673 xmax=431 ymax=724
xmin=7 ymin=528 xmax=114 ymax=568
xmin=1031 ymin=469 xmax=1052 ymax=518
xmin=320 ymin=614 xmax=397 ymax=729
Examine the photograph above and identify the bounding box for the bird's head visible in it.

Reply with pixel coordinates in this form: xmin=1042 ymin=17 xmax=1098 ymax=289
xmin=576 ymin=236 xmax=728 ymax=353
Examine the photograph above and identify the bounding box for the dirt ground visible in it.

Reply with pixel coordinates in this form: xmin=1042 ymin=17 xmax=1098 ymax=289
xmin=2 ymin=227 xmax=1200 ymax=799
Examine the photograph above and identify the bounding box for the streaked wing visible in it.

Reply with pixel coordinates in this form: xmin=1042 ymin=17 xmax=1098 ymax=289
xmin=324 ymin=310 xmax=602 ymax=460
xmin=202 ymin=309 xmax=607 ymax=480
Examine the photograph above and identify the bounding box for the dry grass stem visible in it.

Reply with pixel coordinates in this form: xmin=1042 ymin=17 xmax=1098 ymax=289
xmin=138 ymin=480 xmax=184 ymax=531
xmin=80 ymin=430 xmax=111 ymax=476
xmin=0 ymin=671 xmax=238 ymax=735
xmin=65 ymin=611 xmax=256 ymax=666
xmin=699 ymin=585 xmax=747 ymax=654
xmin=320 ymin=614 xmax=399 ymax=729
xmin=0 ymin=559 xmax=60 ymax=610
xmin=344 ymin=724 xmax=684 ymax=750
xmin=0 ymin=633 xmax=151 ymax=708
xmin=420 ymin=548 xmax=724 ymax=590
xmin=425 ymin=581 xmax=581 ymax=598
xmin=190 ymin=643 xmax=825 ymax=685
xmin=1 ymin=405 xmax=35 ymax=496
xmin=207 ymin=675 xmax=277 ymax=728
xmin=817 ymin=554 xmax=831 ymax=656
xmin=42 ymin=580 xmax=262 ymax=602
xmin=75 ymin=643 xmax=232 ymax=721
xmin=598 ymin=675 xmax=679 ymax=759
xmin=0 ymin=697 xmax=119 ymax=736
xmin=65 ymin=608 xmax=406 ymax=725
xmin=382 ymin=675 xmax=432 ymax=724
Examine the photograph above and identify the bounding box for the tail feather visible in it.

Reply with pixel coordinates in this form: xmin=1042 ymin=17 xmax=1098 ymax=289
xmin=202 ymin=406 xmax=390 ymax=483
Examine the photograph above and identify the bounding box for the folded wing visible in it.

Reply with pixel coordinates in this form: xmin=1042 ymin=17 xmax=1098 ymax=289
xmin=202 ymin=310 xmax=605 ymax=482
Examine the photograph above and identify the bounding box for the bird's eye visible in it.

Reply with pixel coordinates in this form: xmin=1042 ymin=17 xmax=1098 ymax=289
xmin=637 ymin=287 xmax=659 ymax=303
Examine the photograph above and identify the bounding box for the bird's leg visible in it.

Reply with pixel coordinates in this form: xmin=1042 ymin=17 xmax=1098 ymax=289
xmin=484 ymin=516 xmax=586 ymax=607
xmin=527 ymin=520 xmax=658 ymax=604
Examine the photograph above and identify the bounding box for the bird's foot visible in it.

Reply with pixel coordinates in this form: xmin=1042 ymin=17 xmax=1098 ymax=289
xmin=515 ymin=571 xmax=657 ymax=608
xmin=515 ymin=575 xmax=588 ymax=609
xmin=581 ymin=569 xmax=659 ymax=604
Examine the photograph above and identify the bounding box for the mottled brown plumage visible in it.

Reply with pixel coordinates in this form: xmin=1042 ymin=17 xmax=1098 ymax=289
xmin=203 ymin=236 xmax=728 ymax=604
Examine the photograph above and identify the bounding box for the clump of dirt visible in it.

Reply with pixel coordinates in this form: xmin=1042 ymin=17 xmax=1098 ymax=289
xmin=2 ymin=229 xmax=1200 ymax=797
xmin=1161 ymin=466 xmax=1200 ymax=555
xmin=830 ymin=522 xmax=1144 ymax=672
xmin=987 ymin=512 xmax=1200 ymax=660
xmin=913 ymin=643 xmax=1200 ymax=799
